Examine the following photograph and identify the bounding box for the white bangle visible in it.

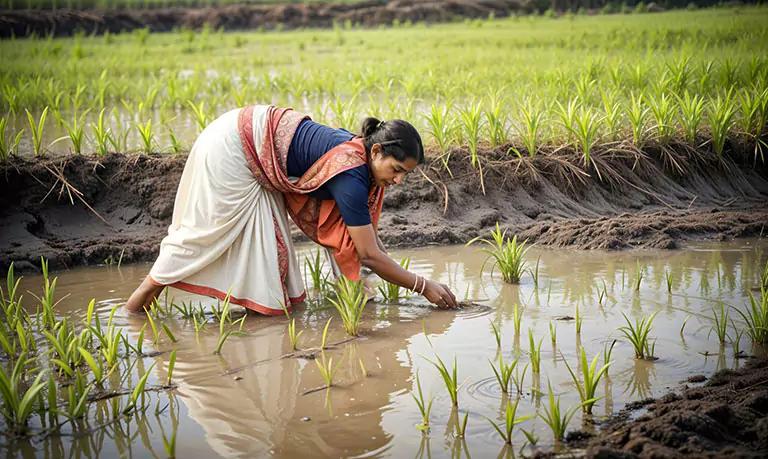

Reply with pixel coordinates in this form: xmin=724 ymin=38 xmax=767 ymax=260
xmin=411 ymin=274 xmax=419 ymax=293
xmin=418 ymin=276 xmax=427 ymax=295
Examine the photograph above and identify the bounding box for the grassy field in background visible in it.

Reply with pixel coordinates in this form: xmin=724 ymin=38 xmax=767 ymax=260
xmin=1 ymin=6 xmax=767 ymax=174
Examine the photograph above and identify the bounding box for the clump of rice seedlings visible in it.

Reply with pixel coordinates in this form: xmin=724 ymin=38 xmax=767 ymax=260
xmin=304 ymin=249 xmax=330 ymax=293
xmin=77 ymin=347 xmax=117 ymax=387
xmin=136 ymin=118 xmax=157 ymax=154
xmin=411 ymin=371 xmax=434 ymax=431
xmin=734 ymin=289 xmax=768 ymax=345
xmin=676 ymin=91 xmax=706 ymax=145
xmin=378 ymin=257 xmax=412 ymax=301
xmin=617 ymin=310 xmax=661 ymax=359
xmin=760 ymin=260 xmax=768 ymax=291
xmin=708 ymin=303 xmax=729 ymax=344
xmin=467 ymin=223 xmax=530 ymax=283
xmin=489 ymin=319 xmax=502 ymax=348
xmin=424 ymin=102 xmax=456 ymax=172
xmin=90 ymin=108 xmax=112 ymax=157
xmin=33 ymin=257 xmax=61 ymax=330
xmin=511 ymin=99 xmax=546 ymax=158
xmin=511 ymin=362 xmax=529 ymax=395
xmin=626 ymin=93 xmax=651 ymax=148
xmin=25 ymin=107 xmax=49 ymax=156
xmin=423 ymin=354 xmax=466 ymax=407
xmin=563 ymin=348 xmax=611 ymax=415
xmin=486 ymin=397 xmax=535 ymax=444
xmin=172 ymin=301 xmax=197 ymax=319
xmin=562 ymin=103 xmax=602 ymax=170
xmin=538 ymin=379 xmax=596 ymax=442
xmin=0 ymin=117 xmax=24 ymax=160
xmin=459 ymin=101 xmax=484 ymax=169
xmin=708 ymin=92 xmax=737 ymax=158
xmin=315 ymin=350 xmax=344 ymax=388
xmin=633 ymin=260 xmax=645 ymax=292
xmin=490 ymin=353 xmax=519 ymax=393
xmin=329 ymin=276 xmax=367 ymax=337
xmin=60 ymin=370 xmax=91 ymax=420
xmin=528 ymin=329 xmax=544 ymax=374
xmin=281 ymin=302 xmax=304 ymax=350
xmin=187 ymin=100 xmax=210 ymax=133
xmin=0 ymin=353 xmax=47 ymax=433
xmin=512 ymin=302 xmax=524 ymax=335
xmin=729 ymin=320 xmax=746 ymax=358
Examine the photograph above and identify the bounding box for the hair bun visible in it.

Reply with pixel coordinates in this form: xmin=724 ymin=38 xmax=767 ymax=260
xmin=361 ymin=117 xmax=381 ymax=138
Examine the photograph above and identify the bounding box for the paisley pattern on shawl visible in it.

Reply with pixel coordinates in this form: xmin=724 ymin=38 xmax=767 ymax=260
xmin=238 ymin=105 xmax=385 ymax=281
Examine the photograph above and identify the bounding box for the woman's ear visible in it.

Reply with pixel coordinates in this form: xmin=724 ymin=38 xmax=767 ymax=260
xmin=371 ymin=143 xmax=382 ymax=160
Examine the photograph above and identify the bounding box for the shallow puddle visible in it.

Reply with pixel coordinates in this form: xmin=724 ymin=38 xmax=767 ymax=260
xmin=4 ymin=239 xmax=766 ymax=457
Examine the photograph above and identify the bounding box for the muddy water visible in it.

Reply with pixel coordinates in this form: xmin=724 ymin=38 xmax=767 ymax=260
xmin=6 ymin=240 xmax=767 ymax=457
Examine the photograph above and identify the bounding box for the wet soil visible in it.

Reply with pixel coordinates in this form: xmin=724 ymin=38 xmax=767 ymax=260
xmin=552 ymin=357 xmax=768 ymax=459
xmin=1 ymin=144 xmax=767 ymax=275
xmin=0 ymin=0 xmax=532 ymax=39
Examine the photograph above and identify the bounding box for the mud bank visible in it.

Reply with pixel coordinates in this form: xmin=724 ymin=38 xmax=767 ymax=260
xmin=1 ymin=144 xmax=767 ymax=275
xmin=547 ymin=357 xmax=768 ymax=458
xmin=0 ymin=0 xmax=532 ymax=38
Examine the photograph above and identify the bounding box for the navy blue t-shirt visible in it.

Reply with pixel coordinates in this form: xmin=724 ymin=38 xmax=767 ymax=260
xmin=287 ymin=120 xmax=372 ymax=227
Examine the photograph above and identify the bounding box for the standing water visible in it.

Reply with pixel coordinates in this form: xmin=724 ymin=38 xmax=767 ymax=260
xmin=3 ymin=240 xmax=766 ymax=457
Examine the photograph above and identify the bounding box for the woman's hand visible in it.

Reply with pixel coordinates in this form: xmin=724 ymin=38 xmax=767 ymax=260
xmin=422 ymin=279 xmax=459 ymax=309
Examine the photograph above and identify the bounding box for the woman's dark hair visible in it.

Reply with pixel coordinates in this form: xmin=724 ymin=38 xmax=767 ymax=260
xmin=360 ymin=117 xmax=424 ymax=165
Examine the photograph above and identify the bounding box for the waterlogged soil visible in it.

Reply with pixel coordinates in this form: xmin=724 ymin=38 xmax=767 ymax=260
xmin=556 ymin=357 xmax=768 ymax=458
xmin=0 ymin=0 xmax=532 ymax=38
xmin=4 ymin=241 xmax=767 ymax=457
xmin=1 ymin=147 xmax=767 ymax=275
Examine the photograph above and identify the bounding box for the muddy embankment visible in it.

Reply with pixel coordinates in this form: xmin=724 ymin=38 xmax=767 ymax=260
xmin=1 ymin=141 xmax=768 ymax=275
xmin=0 ymin=0 xmax=534 ymax=39
xmin=539 ymin=356 xmax=768 ymax=458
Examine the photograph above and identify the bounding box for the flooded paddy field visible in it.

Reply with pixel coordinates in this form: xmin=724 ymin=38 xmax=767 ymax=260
xmin=2 ymin=240 xmax=766 ymax=457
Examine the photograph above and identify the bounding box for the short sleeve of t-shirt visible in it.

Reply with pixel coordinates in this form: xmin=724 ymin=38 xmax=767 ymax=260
xmin=324 ymin=165 xmax=371 ymax=227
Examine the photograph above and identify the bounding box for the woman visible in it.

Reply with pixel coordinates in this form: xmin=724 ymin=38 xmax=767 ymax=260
xmin=124 ymin=105 xmax=458 ymax=315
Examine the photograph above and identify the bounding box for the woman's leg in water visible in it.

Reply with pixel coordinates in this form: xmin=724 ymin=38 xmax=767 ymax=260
xmin=124 ymin=275 xmax=166 ymax=314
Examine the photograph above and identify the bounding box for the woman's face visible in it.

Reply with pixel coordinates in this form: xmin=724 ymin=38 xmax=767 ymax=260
xmin=369 ymin=144 xmax=420 ymax=188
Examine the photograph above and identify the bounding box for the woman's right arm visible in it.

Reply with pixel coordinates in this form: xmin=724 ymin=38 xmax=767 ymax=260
xmin=347 ymin=224 xmax=458 ymax=309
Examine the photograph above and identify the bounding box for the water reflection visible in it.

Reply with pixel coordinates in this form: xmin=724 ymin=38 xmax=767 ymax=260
xmin=6 ymin=239 xmax=767 ymax=458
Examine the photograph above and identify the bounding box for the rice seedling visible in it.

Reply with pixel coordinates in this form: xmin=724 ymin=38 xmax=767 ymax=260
xmin=511 ymin=362 xmax=529 ymax=395
xmin=626 ymin=92 xmax=651 ymax=148
xmin=136 ymin=118 xmax=157 ymax=154
xmin=315 ymin=350 xmax=344 ymax=388
xmin=59 ymin=371 xmax=91 ymax=420
xmin=680 ymin=314 xmax=692 ymax=336
xmin=304 ymin=250 xmax=330 ymax=293
xmin=665 ymin=268 xmax=674 ymax=293
xmin=485 ymin=94 xmax=508 ymax=148
xmin=676 ymin=91 xmax=706 ymax=145
xmin=77 ymin=347 xmax=117 ymax=387
xmin=512 ymin=302 xmax=524 ymax=336
xmin=489 ymin=353 xmax=519 ymax=393
xmin=34 ymin=258 xmax=61 ymax=330
xmin=486 ymin=397 xmax=535 ymax=444
xmin=760 ymin=260 xmax=768 ymax=291
xmin=733 ymin=289 xmax=768 ymax=345
xmin=528 ymin=329 xmax=544 ymax=374
xmin=0 ymin=121 xmax=22 ymax=161
xmin=0 ymin=353 xmax=47 ymax=432
xmin=424 ymin=102 xmax=456 ymax=173
xmin=123 ymin=363 xmax=156 ymax=415
xmin=378 ymin=257 xmax=411 ymax=301
xmin=708 ymin=303 xmax=729 ymax=344
xmin=489 ymin=319 xmax=501 ymax=348
xmin=411 ymin=371 xmax=434 ymax=431
xmin=453 ymin=409 xmax=470 ymax=439
xmin=359 ymin=358 xmax=367 ymax=377
xmin=187 ymin=100 xmax=210 ymax=133
xmin=423 ymin=354 xmax=465 ymax=407
xmin=467 ymin=223 xmax=530 ymax=283
xmin=90 ymin=108 xmax=112 ymax=157
xmin=529 ymin=255 xmax=541 ymax=287
xmin=145 ymin=310 xmax=160 ymax=344
xmin=708 ymin=92 xmax=737 ymax=158
xmin=281 ymin=302 xmax=304 ymax=351
xmin=538 ymin=379 xmax=597 ymax=442
xmin=511 ymin=99 xmax=547 ymax=158
xmin=563 ymin=348 xmax=611 ymax=415
xmin=575 ymin=303 xmax=583 ymax=334
xmin=214 ymin=294 xmax=234 ymax=354
xmin=166 ymin=349 xmax=177 ymax=386
xmin=633 ymin=260 xmax=645 ymax=292
xmin=648 ymin=92 xmax=677 ymax=145
xmin=61 ymin=112 xmax=87 ymax=155
xmin=617 ymin=310 xmax=661 ymax=359
xmin=561 ymin=103 xmax=602 ymax=169
xmin=161 ymin=323 xmax=178 ymax=343
xmin=549 ymin=322 xmax=557 ymax=345
xmin=458 ymin=101 xmax=484 ymax=169
xmin=25 ymin=106 xmax=49 ymax=156
xmin=329 ymin=276 xmax=367 ymax=337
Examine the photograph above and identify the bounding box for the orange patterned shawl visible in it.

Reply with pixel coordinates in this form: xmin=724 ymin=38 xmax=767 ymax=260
xmin=238 ymin=105 xmax=385 ymax=281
